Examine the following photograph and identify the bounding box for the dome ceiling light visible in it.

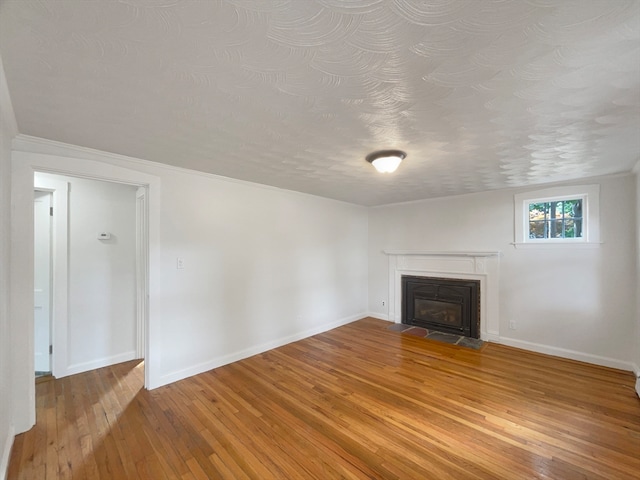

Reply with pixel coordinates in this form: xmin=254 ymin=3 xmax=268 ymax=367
xmin=366 ymin=150 xmax=406 ymax=173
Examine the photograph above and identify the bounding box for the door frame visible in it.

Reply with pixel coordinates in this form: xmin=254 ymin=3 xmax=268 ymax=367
xmin=34 ymin=173 xmax=148 ymax=377
xmin=33 ymin=177 xmax=68 ymax=378
xmin=11 ymin=150 xmax=161 ymax=433
xmin=32 ymin=190 xmax=52 ymax=374
xmin=135 ymin=186 xmax=148 ymax=359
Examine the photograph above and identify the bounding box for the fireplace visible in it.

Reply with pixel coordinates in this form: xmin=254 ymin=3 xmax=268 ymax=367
xmin=402 ymin=275 xmax=480 ymax=339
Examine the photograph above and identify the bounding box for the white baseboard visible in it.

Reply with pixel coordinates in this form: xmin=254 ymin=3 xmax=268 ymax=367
xmin=64 ymin=350 xmax=137 ymax=377
xmin=632 ymin=363 xmax=640 ymax=398
xmin=366 ymin=312 xmax=391 ymax=322
xmin=498 ymin=336 xmax=635 ymax=372
xmin=481 ymin=332 xmax=501 ymax=343
xmin=151 ymin=313 xmax=366 ymax=389
xmin=1 ymin=425 xmax=15 ymax=480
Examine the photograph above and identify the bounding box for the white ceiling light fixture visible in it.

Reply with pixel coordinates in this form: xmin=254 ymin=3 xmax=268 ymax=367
xmin=366 ymin=150 xmax=406 ymax=173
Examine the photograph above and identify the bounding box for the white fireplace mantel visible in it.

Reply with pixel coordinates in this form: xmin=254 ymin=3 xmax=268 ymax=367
xmin=385 ymin=250 xmax=501 ymax=342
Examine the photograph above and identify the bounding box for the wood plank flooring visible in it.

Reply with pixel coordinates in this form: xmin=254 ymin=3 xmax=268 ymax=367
xmin=8 ymin=318 xmax=640 ymax=479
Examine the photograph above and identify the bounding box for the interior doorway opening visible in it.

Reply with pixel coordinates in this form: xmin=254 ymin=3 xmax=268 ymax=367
xmin=33 ymin=172 xmax=148 ymax=382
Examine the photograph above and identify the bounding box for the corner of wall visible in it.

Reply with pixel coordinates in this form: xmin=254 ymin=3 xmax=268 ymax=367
xmin=0 ymin=50 xmax=18 ymax=480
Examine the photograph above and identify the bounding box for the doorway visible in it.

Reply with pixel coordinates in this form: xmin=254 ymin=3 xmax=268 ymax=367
xmin=33 ymin=173 xmax=146 ymax=379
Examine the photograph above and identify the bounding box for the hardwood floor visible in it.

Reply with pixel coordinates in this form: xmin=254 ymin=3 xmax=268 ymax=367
xmin=8 ymin=318 xmax=640 ymax=479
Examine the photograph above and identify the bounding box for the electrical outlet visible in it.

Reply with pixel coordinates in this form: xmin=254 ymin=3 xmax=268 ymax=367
xmin=382 ymin=301 xmax=385 ymax=306
xmin=177 ymin=257 xmax=184 ymax=269
xmin=509 ymin=320 xmax=516 ymax=330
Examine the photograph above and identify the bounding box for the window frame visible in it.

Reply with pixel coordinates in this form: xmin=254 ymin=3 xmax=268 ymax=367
xmin=513 ymin=185 xmax=600 ymax=248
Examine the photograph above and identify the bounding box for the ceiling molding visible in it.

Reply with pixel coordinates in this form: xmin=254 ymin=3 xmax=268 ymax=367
xmin=12 ymin=134 xmax=364 ymax=208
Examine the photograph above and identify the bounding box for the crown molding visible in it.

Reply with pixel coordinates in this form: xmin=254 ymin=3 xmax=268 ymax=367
xmin=12 ymin=135 xmax=364 ymax=209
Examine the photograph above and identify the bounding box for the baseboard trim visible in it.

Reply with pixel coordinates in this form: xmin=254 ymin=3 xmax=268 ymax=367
xmin=151 ymin=313 xmax=366 ymax=389
xmin=632 ymin=363 xmax=640 ymax=398
xmin=65 ymin=350 xmax=137 ymax=377
xmin=366 ymin=312 xmax=391 ymax=322
xmin=482 ymin=332 xmax=501 ymax=343
xmin=1 ymin=425 xmax=15 ymax=480
xmin=498 ymin=336 xmax=635 ymax=372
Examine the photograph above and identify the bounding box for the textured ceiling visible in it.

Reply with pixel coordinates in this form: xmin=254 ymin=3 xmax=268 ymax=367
xmin=1 ymin=0 xmax=639 ymax=206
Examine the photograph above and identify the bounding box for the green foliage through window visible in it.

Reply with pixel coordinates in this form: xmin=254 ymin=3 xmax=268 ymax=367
xmin=528 ymin=199 xmax=583 ymax=239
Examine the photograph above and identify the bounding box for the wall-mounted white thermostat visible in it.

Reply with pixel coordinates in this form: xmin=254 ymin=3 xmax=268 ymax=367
xmin=98 ymin=232 xmax=111 ymax=240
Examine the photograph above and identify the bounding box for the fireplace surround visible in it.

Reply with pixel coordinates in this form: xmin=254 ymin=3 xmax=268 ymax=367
xmin=384 ymin=251 xmax=500 ymax=342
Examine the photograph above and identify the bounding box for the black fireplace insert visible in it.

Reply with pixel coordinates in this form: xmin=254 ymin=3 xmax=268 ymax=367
xmin=401 ymin=275 xmax=480 ymax=339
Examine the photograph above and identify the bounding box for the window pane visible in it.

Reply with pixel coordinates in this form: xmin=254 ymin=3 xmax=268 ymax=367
xmin=529 ymin=220 xmax=546 ymax=238
xmin=565 ymin=199 xmax=583 ymax=237
xmin=549 ymin=219 xmax=564 ymax=238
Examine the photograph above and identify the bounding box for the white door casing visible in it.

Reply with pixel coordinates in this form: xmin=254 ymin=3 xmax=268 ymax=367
xmin=12 ymin=151 xmax=160 ymax=435
xmin=136 ymin=186 xmax=148 ymax=359
xmin=33 ymin=190 xmax=52 ymax=373
xmin=34 ymin=175 xmax=69 ymax=379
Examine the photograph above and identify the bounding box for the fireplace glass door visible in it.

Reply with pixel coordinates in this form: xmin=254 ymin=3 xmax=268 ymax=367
xmin=402 ymin=276 xmax=480 ymax=338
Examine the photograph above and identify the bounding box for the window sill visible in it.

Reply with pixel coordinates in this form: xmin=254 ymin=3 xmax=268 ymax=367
xmin=511 ymin=242 xmax=602 ymax=249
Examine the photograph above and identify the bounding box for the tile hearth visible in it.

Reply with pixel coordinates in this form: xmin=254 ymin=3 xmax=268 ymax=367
xmin=387 ymin=323 xmax=485 ymax=350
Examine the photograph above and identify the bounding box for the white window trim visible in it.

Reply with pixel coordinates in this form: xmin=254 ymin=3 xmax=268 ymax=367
xmin=513 ymin=184 xmax=601 ymax=248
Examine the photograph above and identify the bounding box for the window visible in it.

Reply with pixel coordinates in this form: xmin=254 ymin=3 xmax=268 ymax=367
xmin=514 ymin=185 xmax=600 ymax=247
xmin=528 ymin=199 xmax=582 ymax=239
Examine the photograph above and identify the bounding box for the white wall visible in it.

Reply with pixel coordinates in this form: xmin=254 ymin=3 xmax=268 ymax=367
xmin=154 ymin=171 xmax=368 ymax=383
xmin=11 ymin=137 xmax=369 ymax=399
xmin=369 ymin=175 xmax=637 ymax=370
xmin=36 ymin=174 xmax=138 ymax=375
xmin=0 ymin=53 xmax=17 ymax=480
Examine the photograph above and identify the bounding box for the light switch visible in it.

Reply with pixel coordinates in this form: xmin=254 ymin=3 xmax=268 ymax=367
xmin=176 ymin=257 xmax=184 ymax=269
